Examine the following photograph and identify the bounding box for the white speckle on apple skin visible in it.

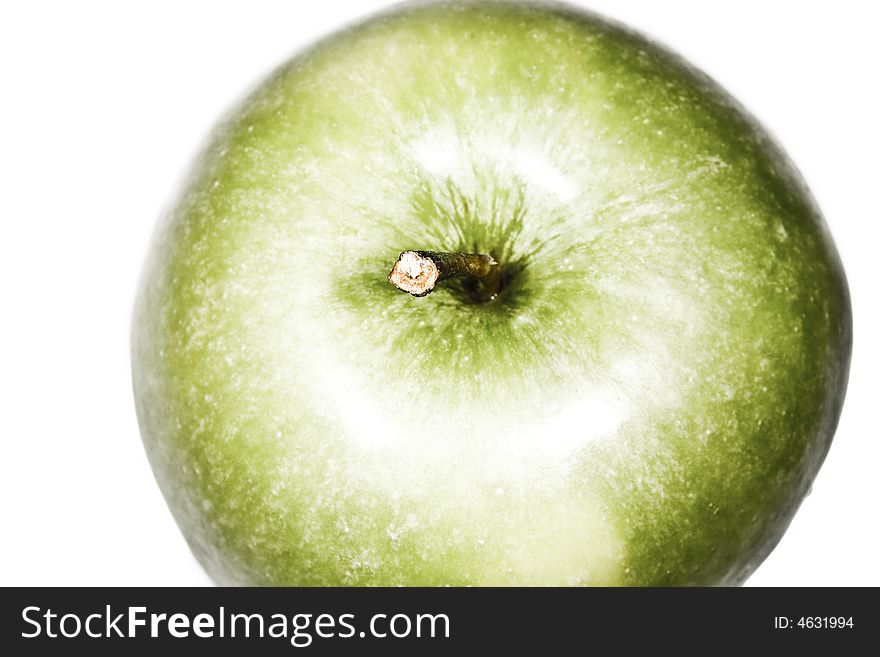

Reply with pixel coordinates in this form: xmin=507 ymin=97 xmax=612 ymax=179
xmin=132 ymin=1 xmax=850 ymax=586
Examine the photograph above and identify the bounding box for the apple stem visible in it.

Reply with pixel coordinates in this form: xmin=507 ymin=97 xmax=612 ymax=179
xmin=388 ymin=250 xmax=501 ymax=299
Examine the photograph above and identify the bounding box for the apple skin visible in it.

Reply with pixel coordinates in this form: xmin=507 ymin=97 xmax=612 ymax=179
xmin=132 ymin=1 xmax=851 ymax=585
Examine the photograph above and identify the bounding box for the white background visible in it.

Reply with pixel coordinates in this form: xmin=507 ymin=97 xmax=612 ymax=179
xmin=1 ymin=0 xmax=877 ymax=587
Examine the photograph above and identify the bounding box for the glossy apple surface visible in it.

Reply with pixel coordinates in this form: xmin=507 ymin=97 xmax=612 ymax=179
xmin=132 ymin=1 xmax=851 ymax=585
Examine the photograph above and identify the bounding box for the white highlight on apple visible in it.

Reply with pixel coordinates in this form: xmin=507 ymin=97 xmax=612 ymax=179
xmin=409 ymin=123 xmax=577 ymax=202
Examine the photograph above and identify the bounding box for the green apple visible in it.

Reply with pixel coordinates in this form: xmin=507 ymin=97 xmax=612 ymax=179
xmin=132 ymin=1 xmax=851 ymax=585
